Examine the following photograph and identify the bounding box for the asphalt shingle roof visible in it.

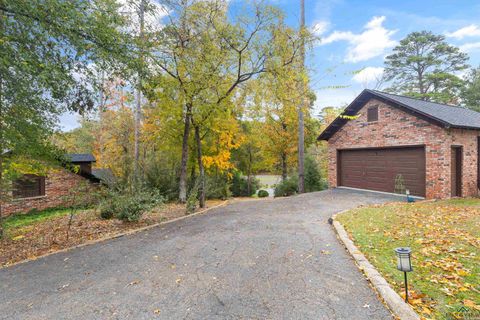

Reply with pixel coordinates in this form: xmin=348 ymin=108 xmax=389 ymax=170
xmin=92 ymin=168 xmax=116 ymax=185
xmin=65 ymin=153 xmax=96 ymax=163
xmin=370 ymin=90 xmax=480 ymax=129
xmin=318 ymin=90 xmax=480 ymax=140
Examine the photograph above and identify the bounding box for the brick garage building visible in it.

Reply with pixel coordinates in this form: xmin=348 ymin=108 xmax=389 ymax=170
xmin=318 ymin=90 xmax=480 ymax=199
xmin=2 ymin=154 xmax=106 ymax=216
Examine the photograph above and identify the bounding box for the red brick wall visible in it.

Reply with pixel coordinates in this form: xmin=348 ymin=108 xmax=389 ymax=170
xmin=327 ymin=98 xmax=479 ymax=199
xmin=2 ymin=168 xmax=93 ymax=216
xmin=449 ymin=128 xmax=479 ymax=197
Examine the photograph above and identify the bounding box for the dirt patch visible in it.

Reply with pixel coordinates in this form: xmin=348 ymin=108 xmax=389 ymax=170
xmin=0 ymin=200 xmax=225 ymax=268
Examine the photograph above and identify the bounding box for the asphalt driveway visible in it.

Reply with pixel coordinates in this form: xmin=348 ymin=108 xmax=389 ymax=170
xmin=0 ymin=188 xmax=403 ymax=320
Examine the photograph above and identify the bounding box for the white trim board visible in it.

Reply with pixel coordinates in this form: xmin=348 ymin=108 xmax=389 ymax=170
xmin=336 ymin=186 xmax=425 ymax=200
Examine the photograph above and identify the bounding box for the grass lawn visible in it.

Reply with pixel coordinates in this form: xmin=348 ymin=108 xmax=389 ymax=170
xmin=3 ymin=207 xmax=73 ymax=232
xmin=337 ymin=198 xmax=480 ymax=319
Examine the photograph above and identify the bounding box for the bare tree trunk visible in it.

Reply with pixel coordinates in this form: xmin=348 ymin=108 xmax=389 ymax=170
xmin=194 ymin=125 xmax=205 ymax=208
xmin=66 ymin=193 xmax=77 ymax=242
xmin=297 ymin=0 xmax=305 ymax=193
xmin=134 ymin=0 xmax=146 ymax=187
xmin=281 ymin=152 xmax=287 ymax=181
xmin=0 ymin=1 xmax=6 ymax=239
xmin=247 ymin=147 xmax=252 ymax=196
xmin=0 ymin=74 xmax=3 ymax=239
xmin=0 ymin=154 xmax=3 ymax=239
xmin=98 ymin=69 xmax=106 ymax=166
xmin=178 ymin=106 xmax=191 ymax=203
xmin=190 ymin=160 xmax=196 ymax=182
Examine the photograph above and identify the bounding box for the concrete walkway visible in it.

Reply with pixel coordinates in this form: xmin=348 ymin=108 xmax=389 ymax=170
xmin=0 ymin=189 xmax=401 ymax=319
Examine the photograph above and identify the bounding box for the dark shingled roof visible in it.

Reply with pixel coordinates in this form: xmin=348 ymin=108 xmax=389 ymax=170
xmin=92 ymin=168 xmax=116 ymax=185
xmin=318 ymin=89 xmax=480 ymax=140
xmin=371 ymin=90 xmax=480 ymax=129
xmin=65 ymin=153 xmax=96 ymax=163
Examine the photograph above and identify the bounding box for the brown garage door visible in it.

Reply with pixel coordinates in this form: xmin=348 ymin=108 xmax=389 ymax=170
xmin=338 ymin=147 xmax=426 ymax=197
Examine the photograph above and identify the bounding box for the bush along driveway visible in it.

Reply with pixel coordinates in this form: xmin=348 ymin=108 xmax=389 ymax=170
xmin=0 ymin=189 xmax=400 ymax=320
xmin=337 ymin=198 xmax=480 ymax=319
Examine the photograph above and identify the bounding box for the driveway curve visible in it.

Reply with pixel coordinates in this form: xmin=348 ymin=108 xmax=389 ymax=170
xmin=0 ymin=188 xmax=402 ymax=320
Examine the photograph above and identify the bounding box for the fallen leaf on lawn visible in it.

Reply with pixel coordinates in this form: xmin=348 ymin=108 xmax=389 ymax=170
xmin=440 ymin=287 xmax=455 ymax=296
xmin=457 ymin=269 xmax=469 ymax=276
xmin=409 ymin=298 xmax=423 ymax=305
xmin=421 ymin=307 xmax=432 ymax=315
xmin=463 ymin=299 xmax=480 ymax=310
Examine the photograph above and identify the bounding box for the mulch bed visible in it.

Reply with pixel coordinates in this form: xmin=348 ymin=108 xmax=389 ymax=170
xmin=0 ymin=200 xmax=224 ymax=268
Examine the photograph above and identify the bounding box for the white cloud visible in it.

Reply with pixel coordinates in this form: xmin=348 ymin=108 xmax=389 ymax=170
xmin=118 ymin=0 xmax=169 ymax=32
xmin=446 ymin=24 xmax=480 ymax=39
xmin=313 ymin=88 xmax=359 ymax=112
xmin=311 ymin=21 xmax=330 ymax=36
xmin=58 ymin=112 xmax=81 ymax=132
xmin=320 ymin=30 xmax=355 ymax=44
xmin=319 ymin=16 xmax=397 ymax=63
xmin=460 ymin=41 xmax=480 ymax=52
xmin=352 ymin=67 xmax=384 ymax=86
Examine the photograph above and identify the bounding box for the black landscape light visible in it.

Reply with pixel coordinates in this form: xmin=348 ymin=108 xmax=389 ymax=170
xmin=395 ymin=247 xmax=413 ymax=303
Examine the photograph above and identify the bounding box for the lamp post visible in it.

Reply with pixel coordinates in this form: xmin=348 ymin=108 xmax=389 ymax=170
xmin=395 ymin=247 xmax=413 ymax=303
xmin=406 ymin=189 xmax=414 ymax=203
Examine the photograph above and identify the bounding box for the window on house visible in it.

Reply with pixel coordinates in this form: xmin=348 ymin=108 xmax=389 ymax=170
xmin=12 ymin=175 xmax=45 ymax=199
xmin=367 ymin=106 xmax=378 ymax=122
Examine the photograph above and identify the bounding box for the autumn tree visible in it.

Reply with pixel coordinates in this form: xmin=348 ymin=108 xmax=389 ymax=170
xmin=0 ymin=0 xmax=132 ymax=237
xmin=308 ymin=106 xmax=343 ymax=180
xmin=150 ymin=0 xmax=303 ymax=206
xmin=53 ymin=119 xmax=98 ymax=155
xmin=231 ymin=121 xmax=265 ymax=195
xmin=461 ymin=66 xmax=480 ymax=112
xmin=384 ymin=31 xmax=469 ymax=104
xmin=249 ymin=20 xmax=311 ymax=181
xmin=57 ymin=79 xmax=136 ymax=183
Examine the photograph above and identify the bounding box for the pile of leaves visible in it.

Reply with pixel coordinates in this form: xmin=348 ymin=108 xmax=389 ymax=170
xmin=337 ymin=198 xmax=480 ymax=319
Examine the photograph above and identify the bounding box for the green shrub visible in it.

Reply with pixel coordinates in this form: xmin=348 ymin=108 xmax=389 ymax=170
xmin=205 ymin=174 xmax=231 ymax=200
xmin=186 ymin=182 xmax=199 ymax=214
xmin=144 ymin=157 xmax=180 ymax=201
xmin=230 ymin=172 xmax=260 ymax=197
xmin=99 ymin=201 xmax=115 ymax=219
xmin=304 ymin=155 xmax=327 ymax=192
xmin=99 ymin=189 xmax=163 ymax=222
xmin=274 ymin=176 xmax=298 ymax=197
xmin=257 ymin=189 xmax=269 ymax=198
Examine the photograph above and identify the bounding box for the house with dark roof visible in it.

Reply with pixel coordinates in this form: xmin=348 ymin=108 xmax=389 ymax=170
xmin=318 ymin=90 xmax=480 ymax=199
xmin=3 ymin=153 xmax=113 ymax=216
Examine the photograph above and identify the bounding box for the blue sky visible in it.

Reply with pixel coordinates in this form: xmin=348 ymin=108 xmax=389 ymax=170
xmin=59 ymin=0 xmax=480 ymax=130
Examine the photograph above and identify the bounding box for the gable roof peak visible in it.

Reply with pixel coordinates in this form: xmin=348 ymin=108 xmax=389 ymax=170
xmin=318 ymin=89 xmax=480 ymax=141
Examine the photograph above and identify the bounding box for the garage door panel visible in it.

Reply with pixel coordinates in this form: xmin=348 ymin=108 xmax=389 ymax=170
xmin=339 ymin=147 xmax=426 ymax=197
